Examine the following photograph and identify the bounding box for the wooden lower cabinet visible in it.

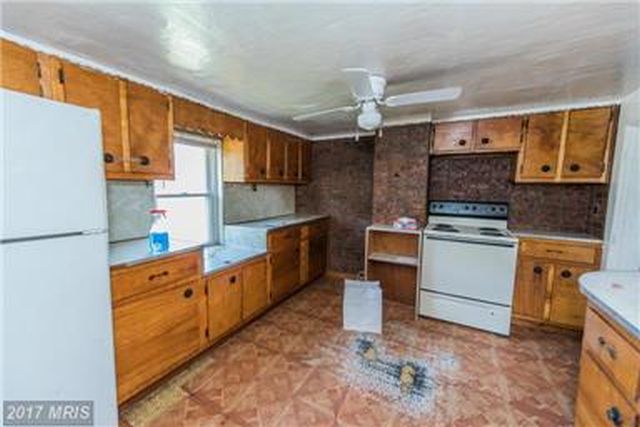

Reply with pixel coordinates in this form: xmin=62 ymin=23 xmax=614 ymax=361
xmin=271 ymin=245 xmax=300 ymax=302
xmin=242 ymin=257 xmax=269 ymax=320
xmin=575 ymin=307 xmax=640 ymax=427
xmin=512 ymin=237 xmax=601 ymax=329
xmin=113 ymin=279 xmax=207 ymax=403
xmin=308 ymin=233 xmax=328 ymax=282
xmin=206 ymin=267 xmax=243 ymax=341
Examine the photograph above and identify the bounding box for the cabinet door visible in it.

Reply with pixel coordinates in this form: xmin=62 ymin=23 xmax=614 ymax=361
xmin=0 ymin=39 xmax=41 ymax=96
xmin=285 ymin=136 xmax=300 ymax=181
xmin=561 ymin=107 xmax=613 ymax=181
xmin=267 ymin=130 xmax=286 ymax=181
xmin=126 ymin=82 xmax=172 ymax=177
xmin=512 ymin=257 xmax=551 ymax=321
xmin=245 ymin=122 xmax=268 ymax=180
xmin=242 ymin=258 xmax=268 ymax=320
xmin=431 ymin=121 xmax=473 ymax=154
xmin=59 ymin=61 xmax=124 ymax=175
xmin=308 ymin=234 xmax=328 ymax=282
xmin=548 ymin=263 xmax=591 ymax=328
xmin=474 ymin=117 xmax=522 ymax=152
xmin=207 ymin=268 xmax=242 ymax=341
xmin=113 ymin=280 xmax=206 ymax=403
xmin=299 ymin=140 xmax=312 ymax=182
xmin=271 ymin=247 xmax=300 ymax=301
xmin=300 ymin=239 xmax=310 ymax=285
xmin=517 ymin=112 xmax=564 ymax=181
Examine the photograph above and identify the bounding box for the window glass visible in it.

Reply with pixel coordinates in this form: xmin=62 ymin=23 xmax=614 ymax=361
xmin=155 ymin=143 xmax=208 ymax=195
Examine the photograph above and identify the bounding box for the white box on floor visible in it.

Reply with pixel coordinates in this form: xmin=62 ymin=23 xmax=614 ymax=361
xmin=343 ymin=279 xmax=382 ymax=334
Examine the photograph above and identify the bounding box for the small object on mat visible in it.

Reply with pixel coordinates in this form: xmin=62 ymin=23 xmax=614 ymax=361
xmin=343 ymin=279 xmax=382 ymax=334
xmin=393 ymin=216 xmax=418 ymax=230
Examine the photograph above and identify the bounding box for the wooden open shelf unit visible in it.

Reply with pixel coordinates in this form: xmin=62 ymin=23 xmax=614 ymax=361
xmin=364 ymin=225 xmax=422 ymax=306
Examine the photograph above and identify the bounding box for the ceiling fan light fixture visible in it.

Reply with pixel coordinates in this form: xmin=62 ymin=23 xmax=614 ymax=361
xmin=357 ymin=108 xmax=382 ymax=130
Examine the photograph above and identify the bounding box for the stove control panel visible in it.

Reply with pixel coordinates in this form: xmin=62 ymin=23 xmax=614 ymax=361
xmin=428 ymin=201 xmax=509 ymax=219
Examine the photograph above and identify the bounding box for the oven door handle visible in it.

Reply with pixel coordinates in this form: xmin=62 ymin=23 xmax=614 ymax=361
xmin=424 ymin=235 xmax=517 ymax=248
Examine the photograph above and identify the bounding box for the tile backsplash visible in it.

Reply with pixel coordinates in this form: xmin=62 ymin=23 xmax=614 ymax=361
xmin=106 ymin=181 xmax=155 ymax=242
xmin=224 ymin=183 xmax=295 ymax=224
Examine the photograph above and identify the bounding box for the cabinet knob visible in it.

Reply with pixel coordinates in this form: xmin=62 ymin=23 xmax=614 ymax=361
xmin=104 ymin=153 xmax=115 ymax=164
xmin=132 ymin=155 xmax=151 ymax=166
xmin=183 ymin=288 xmax=193 ymax=299
xmin=560 ymin=270 xmax=572 ymax=278
xmin=148 ymin=271 xmax=169 ymax=281
xmin=606 ymin=406 xmax=623 ymax=426
xmin=480 ymin=137 xmax=490 ymax=145
xmin=279 ymin=169 xmax=284 ymax=177
xmin=569 ymin=163 xmax=581 ymax=172
xmin=540 ymin=164 xmax=551 ymax=173
xmin=229 ymin=275 xmax=236 ymax=284
xmin=533 ymin=266 xmax=543 ymax=274
xmin=260 ymin=168 xmax=266 ymax=176
xmin=458 ymin=139 xmax=467 ymax=146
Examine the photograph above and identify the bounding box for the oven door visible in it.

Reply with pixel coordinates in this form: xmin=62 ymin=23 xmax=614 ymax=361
xmin=421 ymin=234 xmax=518 ymax=305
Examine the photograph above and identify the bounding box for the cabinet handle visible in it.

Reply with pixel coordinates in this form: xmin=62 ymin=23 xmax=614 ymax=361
xmin=458 ymin=139 xmax=467 ymax=146
xmin=560 ymin=270 xmax=572 ymax=278
xmin=183 ymin=288 xmax=193 ymax=299
xmin=598 ymin=336 xmax=606 ymax=346
xmin=148 ymin=271 xmax=169 ymax=281
xmin=260 ymin=168 xmax=266 ymax=176
xmin=545 ymin=249 xmax=563 ymax=255
xmin=104 ymin=153 xmax=115 ymax=163
xmin=132 ymin=155 xmax=150 ymax=166
xmin=605 ymin=406 xmax=623 ymax=426
xmin=569 ymin=163 xmax=581 ymax=172
xmin=480 ymin=137 xmax=490 ymax=145
xmin=533 ymin=266 xmax=543 ymax=274
xmin=540 ymin=164 xmax=551 ymax=173
xmin=229 ymin=275 xmax=236 ymax=284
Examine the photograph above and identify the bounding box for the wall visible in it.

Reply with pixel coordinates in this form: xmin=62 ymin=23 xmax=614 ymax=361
xmin=372 ymin=124 xmax=431 ymax=225
xmin=106 ymin=181 xmax=154 ymax=242
xmin=296 ymin=137 xmax=374 ymax=274
xmin=429 ymin=154 xmax=609 ymax=237
xmin=224 ymin=184 xmax=295 ymax=224
xmin=603 ymin=89 xmax=640 ymax=270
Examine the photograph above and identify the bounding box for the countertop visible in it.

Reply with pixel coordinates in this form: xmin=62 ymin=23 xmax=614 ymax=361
xmin=202 ymin=245 xmax=267 ymax=276
xmin=225 ymin=213 xmax=329 ymax=230
xmin=580 ymin=270 xmax=640 ymax=339
xmin=109 ymin=237 xmax=205 ymax=268
xmin=513 ymin=230 xmax=603 ymax=244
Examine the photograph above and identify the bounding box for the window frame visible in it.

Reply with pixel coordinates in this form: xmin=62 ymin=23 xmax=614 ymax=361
xmin=154 ymin=131 xmax=223 ymax=244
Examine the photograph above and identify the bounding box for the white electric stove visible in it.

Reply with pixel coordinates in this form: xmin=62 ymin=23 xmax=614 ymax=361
xmin=420 ymin=201 xmax=518 ymax=335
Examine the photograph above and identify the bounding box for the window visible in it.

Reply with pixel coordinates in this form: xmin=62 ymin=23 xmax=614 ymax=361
xmin=154 ymin=133 xmax=222 ymax=244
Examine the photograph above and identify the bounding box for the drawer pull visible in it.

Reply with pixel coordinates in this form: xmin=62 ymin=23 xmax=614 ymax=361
xmin=598 ymin=336 xmax=606 ymax=346
xmin=148 ymin=271 xmax=169 ymax=281
xmin=545 ymin=249 xmax=564 ymax=254
xmin=458 ymin=139 xmax=467 ymax=146
xmin=605 ymin=406 xmax=623 ymax=426
xmin=560 ymin=269 xmax=572 ymax=278
xmin=597 ymin=336 xmax=618 ymax=360
xmin=183 ymin=288 xmax=193 ymax=299
xmin=480 ymin=137 xmax=490 ymax=145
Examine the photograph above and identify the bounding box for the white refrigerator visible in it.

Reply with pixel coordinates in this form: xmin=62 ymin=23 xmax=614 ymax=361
xmin=0 ymin=90 xmax=118 ymax=425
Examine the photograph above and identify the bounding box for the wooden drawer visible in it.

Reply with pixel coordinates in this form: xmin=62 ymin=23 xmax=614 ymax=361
xmin=575 ymin=352 xmax=637 ymax=427
xmin=111 ymin=251 xmax=202 ymax=304
xmin=268 ymin=227 xmax=300 ymax=251
xmin=519 ymin=238 xmax=598 ymax=264
xmin=583 ymin=308 xmax=640 ymax=402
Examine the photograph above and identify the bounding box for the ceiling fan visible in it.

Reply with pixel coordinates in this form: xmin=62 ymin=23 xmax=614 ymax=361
xmin=293 ymin=68 xmax=462 ymax=133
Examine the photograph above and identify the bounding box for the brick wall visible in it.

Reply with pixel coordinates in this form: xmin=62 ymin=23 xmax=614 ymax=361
xmin=372 ymin=123 xmax=431 ymax=225
xmin=428 ymin=153 xmax=609 ymax=237
xmin=296 ymin=137 xmax=374 ymax=274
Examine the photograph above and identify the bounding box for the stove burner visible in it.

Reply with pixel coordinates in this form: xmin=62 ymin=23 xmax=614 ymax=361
xmin=480 ymin=231 xmax=506 ymax=237
xmin=478 ymin=227 xmax=500 ymax=232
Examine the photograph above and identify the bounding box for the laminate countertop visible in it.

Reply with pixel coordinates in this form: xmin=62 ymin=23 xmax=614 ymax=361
xmin=202 ymin=245 xmax=267 ymax=276
xmin=580 ymin=270 xmax=640 ymax=339
xmin=225 ymin=214 xmax=329 ymax=230
xmin=109 ymin=237 xmax=205 ymax=268
xmin=513 ymin=230 xmax=603 ymax=244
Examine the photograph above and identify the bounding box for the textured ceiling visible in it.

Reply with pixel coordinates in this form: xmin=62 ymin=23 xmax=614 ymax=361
xmin=1 ymin=2 xmax=639 ymax=139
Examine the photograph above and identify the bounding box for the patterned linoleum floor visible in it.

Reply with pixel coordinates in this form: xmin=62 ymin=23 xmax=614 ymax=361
xmin=119 ymin=277 xmax=582 ymax=427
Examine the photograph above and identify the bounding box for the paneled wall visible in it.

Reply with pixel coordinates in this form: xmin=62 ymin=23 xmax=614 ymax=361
xmin=428 ymin=154 xmax=609 ymax=237
xmin=296 ymin=137 xmax=374 ymax=274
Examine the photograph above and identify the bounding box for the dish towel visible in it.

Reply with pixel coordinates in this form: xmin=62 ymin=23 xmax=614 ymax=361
xmin=343 ymin=279 xmax=382 ymax=334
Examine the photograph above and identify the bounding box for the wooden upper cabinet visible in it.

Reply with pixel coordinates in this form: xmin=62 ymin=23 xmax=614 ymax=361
xmin=173 ymin=97 xmax=213 ymax=136
xmin=221 ymin=113 xmax=246 ymax=141
xmin=58 ymin=61 xmax=125 ymax=175
xmin=431 ymin=121 xmax=473 ymax=154
xmin=561 ymin=107 xmax=614 ymax=182
xmin=0 ymin=39 xmax=41 ymax=96
xmin=267 ymin=130 xmax=286 ymax=180
xmin=517 ymin=112 xmax=565 ymax=181
xmin=285 ymin=135 xmax=300 ymax=181
xmin=125 ymin=82 xmax=173 ymax=178
xmin=474 ymin=117 xmax=522 ymax=152
xmin=299 ymin=140 xmax=312 ymax=182
xmin=245 ymin=122 xmax=268 ymax=180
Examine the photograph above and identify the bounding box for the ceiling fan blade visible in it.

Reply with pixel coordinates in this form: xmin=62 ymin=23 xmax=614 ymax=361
xmin=384 ymin=86 xmax=462 ymax=107
xmin=342 ymin=68 xmax=376 ymax=101
xmin=292 ymin=105 xmax=357 ymax=121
